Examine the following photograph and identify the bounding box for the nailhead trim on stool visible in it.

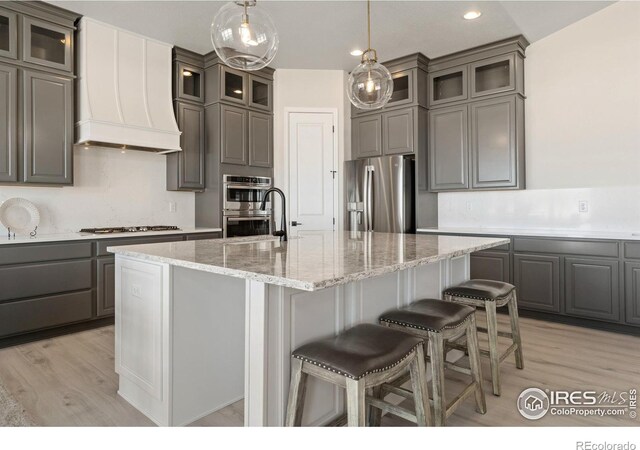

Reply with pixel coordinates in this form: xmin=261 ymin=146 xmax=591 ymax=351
xmin=379 ymin=315 xmax=472 ymax=333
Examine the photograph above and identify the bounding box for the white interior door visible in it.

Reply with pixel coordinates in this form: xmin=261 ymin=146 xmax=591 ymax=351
xmin=288 ymin=112 xmax=336 ymax=231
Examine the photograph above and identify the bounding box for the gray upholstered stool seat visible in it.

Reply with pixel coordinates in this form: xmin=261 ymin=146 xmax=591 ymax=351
xmin=379 ymin=299 xmax=475 ymax=332
xmin=286 ymin=323 xmax=432 ymax=427
xmin=443 ymin=279 xmax=524 ymax=397
xmin=291 ymin=323 xmax=423 ymax=380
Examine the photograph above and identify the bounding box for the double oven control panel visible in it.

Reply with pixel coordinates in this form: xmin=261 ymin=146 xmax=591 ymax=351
xmin=223 ymin=174 xmax=273 ymax=238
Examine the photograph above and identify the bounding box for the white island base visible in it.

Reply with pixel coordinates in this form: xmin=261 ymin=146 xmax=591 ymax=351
xmin=110 ymin=232 xmax=508 ymax=426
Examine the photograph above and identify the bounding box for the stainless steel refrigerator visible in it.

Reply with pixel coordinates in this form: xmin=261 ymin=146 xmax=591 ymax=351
xmin=346 ymin=155 xmax=415 ymax=233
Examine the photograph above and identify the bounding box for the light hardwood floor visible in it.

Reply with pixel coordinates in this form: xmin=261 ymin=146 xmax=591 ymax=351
xmin=0 ymin=315 xmax=638 ymax=426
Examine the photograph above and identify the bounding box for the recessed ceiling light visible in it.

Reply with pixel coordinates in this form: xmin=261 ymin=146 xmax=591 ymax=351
xmin=463 ymin=11 xmax=482 ymax=20
xmin=350 ymin=49 xmax=363 ymax=56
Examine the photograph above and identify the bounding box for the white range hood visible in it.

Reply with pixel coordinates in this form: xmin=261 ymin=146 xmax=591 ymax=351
xmin=76 ymin=18 xmax=181 ymax=153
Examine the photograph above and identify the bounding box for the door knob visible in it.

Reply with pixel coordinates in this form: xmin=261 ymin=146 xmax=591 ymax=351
xmin=291 ymin=221 xmax=303 ymax=226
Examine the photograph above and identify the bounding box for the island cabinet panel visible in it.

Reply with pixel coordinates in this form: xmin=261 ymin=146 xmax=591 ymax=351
xmin=625 ymin=262 xmax=640 ymax=325
xmin=0 ymin=63 xmax=17 ymax=182
xmin=513 ymin=254 xmax=561 ymax=313
xmin=565 ymin=258 xmax=620 ymax=322
xmin=22 ymin=69 xmax=73 ymax=184
xmin=220 ymin=104 xmax=248 ymax=165
xmin=382 ymin=108 xmax=414 ymax=155
xmin=428 ymin=104 xmax=469 ymax=190
xmin=97 ymin=257 xmax=115 ymax=317
xmin=352 ymin=115 xmax=382 ymax=159
xmin=470 ymin=251 xmax=510 ymax=283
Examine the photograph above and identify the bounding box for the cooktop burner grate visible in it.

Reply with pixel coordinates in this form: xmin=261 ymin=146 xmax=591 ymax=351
xmin=79 ymin=226 xmax=181 ymax=234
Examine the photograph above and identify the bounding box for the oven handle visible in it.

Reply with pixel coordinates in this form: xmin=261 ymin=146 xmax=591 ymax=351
xmin=224 ymin=185 xmax=271 ymax=190
xmin=225 ymin=216 xmax=271 ymax=222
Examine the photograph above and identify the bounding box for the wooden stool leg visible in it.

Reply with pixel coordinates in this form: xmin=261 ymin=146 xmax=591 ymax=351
xmin=409 ymin=344 xmax=432 ymax=426
xmin=508 ymin=291 xmax=525 ymax=370
xmin=368 ymin=386 xmax=383 ymax=427
xmin=285 ymin=358 xmax=308 ymax=426
xmin=485 ymin=302 xmax=502 ymax=396
xmin=428 ymin=333 xmax=446 ymax=426
xmin=346 ymin=378 xmax=366 ymax=427
xmin=466 ymin=315 xmax=487 ymax=414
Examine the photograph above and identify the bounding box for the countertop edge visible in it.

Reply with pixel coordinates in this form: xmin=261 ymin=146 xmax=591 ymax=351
xmin=417 ymin=228 xmax=640 ymax=241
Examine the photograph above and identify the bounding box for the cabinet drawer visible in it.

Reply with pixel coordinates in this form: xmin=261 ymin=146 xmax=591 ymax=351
xmin=513 ymin=238 xmax=619 ymax=258
xmin=185 ymin=232 xmax=221 ymax=241
xmin=0 ymin=260 xmax=92 ymax=301
xmin=96 ymin=235 xmax=184 ymax=256
xmin=624 ymin=242 xmax=640 ymax=260
xmin=0 ymin=290 xmax=93 ymax=338
xmin=0 ymin=242 xmax=93 ymax=265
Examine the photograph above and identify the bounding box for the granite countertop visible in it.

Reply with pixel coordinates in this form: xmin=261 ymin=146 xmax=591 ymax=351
xmin=416 ymin=227 xmax=640 ymax=241
xmin=108 ymin=231 xmax=509 ymax=291
xmin=0 ymin=227 xmax=222 ymax=246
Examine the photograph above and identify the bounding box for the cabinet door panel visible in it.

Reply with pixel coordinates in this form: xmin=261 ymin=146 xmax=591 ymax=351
xmin=429 ymin=66 xmax=467 ymax=107
xmin=513 ymin=254 xmax=560 ymax=312
xmin=248 ymin=111 xmax=273 ymax=167
xmin=220 ymin=104 xmax=247 ymax=165
xmin=0 ymin=8 xmax=17 ymax=59
xmin=97 ymin=258 xmax=115 ymax=317
xmin=428 ymin=105 xmax=468 ymax=190
xmin=22 ymin=16 xmax=72 ymax=72
xmin=625 ymin=262 xmax=640 ymax=326
xmin=471 ymin=54 xmax=516 ymax=98
xmin=565 ymin=258 xmax=620 ymax=322
xmin=176 ymin=63 xmax=203 ymax=103
xmin=178 ymin=102 xmax=205 ymax=189
xmin=23 ymin=70 xmax=73 ymax=184
xmin=220 ymin=66 xmax=247 ymax=106
xmin=249 ymin=74 xmax=272 ymax=111
xmin=352 ymin=115 xmax=382 ymax=159
xmin=0 ymin=63 xmax=17 ymax=182
xmin=470 ymin=251 xmax=510 ymax=283
xmin=383 ymin=108 xmax=414 ymax=155
xmin=470 ymin=96 xmax=517 ymax=188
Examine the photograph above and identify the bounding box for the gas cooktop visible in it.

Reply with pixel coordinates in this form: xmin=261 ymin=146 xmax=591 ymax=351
xmin=79 ymin=226 xmax=181 ymax=234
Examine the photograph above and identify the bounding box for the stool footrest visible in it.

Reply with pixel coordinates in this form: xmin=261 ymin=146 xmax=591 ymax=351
xmin=381 ymin=384 xmax=415 ymax=401
xmin=366 ymin=396 xmax=418 ymax=424
xmin=445 ymin=361 xmax=472 ymax=376
xmin=476 ymin=326 xmax=514 ymax=339
xmin=499 ymin=343 xmax=518 ymax=363
xmin=446 ymin=383 xmax=478 ymax=419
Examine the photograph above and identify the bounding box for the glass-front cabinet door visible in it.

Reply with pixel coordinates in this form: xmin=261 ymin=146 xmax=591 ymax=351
xmin=177 ymin=62 xmax=203 ymax=103
xmin=22 ymin=16 xmax=72 ymax=72
xmin=0 ymin=8 xmax=17 ymax=59
xmin=471 ymin=54 xmax=515 ymax=98
xmin=249 ymin=75 xmax=272 ymax=111
xmin=220 ymin=66 xmax=247 ymax=105
xmin=387 ymin=70 xmax=413 ymax=107
xmin=429 ymin=65 xmax=468 ymax=107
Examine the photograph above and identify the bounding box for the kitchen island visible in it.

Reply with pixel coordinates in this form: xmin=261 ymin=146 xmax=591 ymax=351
xmin=108 ymin=231 xmax=508 ymax=426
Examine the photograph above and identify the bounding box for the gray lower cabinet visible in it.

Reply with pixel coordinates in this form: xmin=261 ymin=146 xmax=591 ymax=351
xmin=470 ymin=251 xmax=510 ymax=283
xmin=470 ymin=96 xmax=519 ymax=189
xmin=565 ymin=258 xmax=620 ymax=322
xmin=428 ymin=104 xmax=468 ymax=190
xmin=96 ymin=257 xmax=115 ymax=317
xmin=513 ymin=253 xmax=561 ymax=313
xmin=220 ymin=104 xmax=248 ymax=165
xmin=248 ymin=111 xmax=273 ymax=168
xmin=382 ymin=108 xmax=414 ymax=155
xmin=167 ymin=102 xmax=205 ymax=191
xmin=0 ymin=62 xmax=17 ymax=182
xmin=352 ymin=115 xmax=382 ymax=159
xmin=625 ymin=262 xmax=640 ymax=325
xmin=22 ymin=69 xmax=73 ymax=184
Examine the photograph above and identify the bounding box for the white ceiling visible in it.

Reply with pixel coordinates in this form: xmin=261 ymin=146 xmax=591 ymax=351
xmin=48 ymin=0 xmax=614 ymax=69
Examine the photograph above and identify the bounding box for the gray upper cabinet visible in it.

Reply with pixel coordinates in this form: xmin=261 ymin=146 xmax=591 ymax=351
xmin=565 ymin=258 xmax=620 ymax=322
xmin=352 ymin=115 xmax=382 ymax=159
xmin=23 ymin=70 xmax=73 ymax=184
xmin=625 ymin=262 xmax=640 ymax=326
xmin=22 ymin=16 xmax=72 ymax=73
xmin=514 ymin=253 xmax=561 ymax=313
xmin=0 ymin=8 xmax=17 ymax=60
xmin=167 ymin=102 xmax=205 ymax=191
xmin=383 ymin=108 xmax=414 ymax=155
xmin=176 ymin=62 xmax=203 ymax=103
xmin=428 ymin=104 xmax=469 ymax=190
xmin=248 ymin=111 xmax=273 ymax=168
xmin=470 ymin=96 xmax=518 ymax=189
xmin=249 ymin=74 xmax=272 ymax=111
xmin=386 ymin=69 xmax=414 ymax=108
xmin=429 ymin=65 xmax=468 ymax=107
xmin=220 ymin=104 xmax=248 ymax=165
xmin=0 ymin=63 xmax=17 ymax=182
xmin=220 ymin=66 xmax=248 ymax=106
xmin=471 ymin=54 xmax=516 ymax=98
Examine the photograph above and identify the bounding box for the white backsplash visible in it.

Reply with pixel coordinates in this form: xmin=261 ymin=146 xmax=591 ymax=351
xmin=438 ymin=187 xmax=640 ymax=232
xmin=0 ymin=146 xmax=195 ymax=235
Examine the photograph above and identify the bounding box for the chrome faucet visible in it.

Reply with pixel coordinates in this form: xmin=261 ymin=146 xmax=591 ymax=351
xmin=260 ymin=187 xmax=287 ymax=242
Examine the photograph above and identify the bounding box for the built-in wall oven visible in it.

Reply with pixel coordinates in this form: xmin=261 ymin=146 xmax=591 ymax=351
xmin=222 ymin=175 xmax=272 ymax=238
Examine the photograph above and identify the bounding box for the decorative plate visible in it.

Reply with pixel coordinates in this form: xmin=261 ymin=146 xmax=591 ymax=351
xmin=0 ymin=198 xmax=40 ymax=235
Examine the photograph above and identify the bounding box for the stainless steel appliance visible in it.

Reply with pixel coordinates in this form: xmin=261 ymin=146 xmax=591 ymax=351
xmin=346 ymin=155 xmax=415 ymax=233
xmin=79 ymin=226 xmax=181 ymax=234
xmin=223 ymin=174 xmax=273 ymax=238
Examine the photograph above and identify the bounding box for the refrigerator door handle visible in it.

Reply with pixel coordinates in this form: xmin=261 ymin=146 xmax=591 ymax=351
xmin=362 ymin=167 xmax=369 ymax=232
xmin=366 ymin=165 xmax=374 ymax=231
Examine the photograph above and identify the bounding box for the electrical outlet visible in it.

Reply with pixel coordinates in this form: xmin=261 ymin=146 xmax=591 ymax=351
xmin=578 ymin=201 xmax=589 ymax=213
xmin=466 ymin=201 xmax=473 ymax=211
xmin=131 ymin=284 xmax=142 ymax=297
xmin=169 ymin=201 xmax=177 ymax=213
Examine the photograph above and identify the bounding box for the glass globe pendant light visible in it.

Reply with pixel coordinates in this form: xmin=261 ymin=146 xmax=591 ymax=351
xmin=211 ymin=0 xmax=279 ymax=71
xmin=347 ymin=0 xmax=393 ymax=110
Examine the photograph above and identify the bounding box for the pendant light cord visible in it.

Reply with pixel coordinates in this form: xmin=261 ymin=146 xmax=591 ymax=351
xmin=367 ymin=0 xmax=371 ymax=51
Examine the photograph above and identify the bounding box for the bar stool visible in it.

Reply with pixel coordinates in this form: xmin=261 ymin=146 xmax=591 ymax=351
xmin=443 ymin=279 xmax=524 ymax=396
xmin=379 ymin=299 xmax=486 ymax=426
xmin=285 ymin=323 xmax=431 ymax=427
